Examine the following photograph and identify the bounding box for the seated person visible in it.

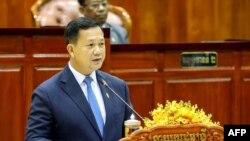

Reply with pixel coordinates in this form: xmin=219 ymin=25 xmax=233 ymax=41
xmin=38 ymin=0 xmax=82 ymax=26
xmin=78 ymin=0 xmax=128 ymax=44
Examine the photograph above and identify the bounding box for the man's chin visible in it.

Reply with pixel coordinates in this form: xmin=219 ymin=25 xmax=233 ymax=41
xmin=91 ymin=65 xmax=102 ymax=71
xmin=96 ymin=19 xmax=106 ymax=25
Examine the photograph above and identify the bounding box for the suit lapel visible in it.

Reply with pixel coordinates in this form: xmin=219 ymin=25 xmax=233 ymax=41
xmin=59 ymin=66 xmax=102 ymax=137
xmin=96 ymin=71 xmax=117 ymax=137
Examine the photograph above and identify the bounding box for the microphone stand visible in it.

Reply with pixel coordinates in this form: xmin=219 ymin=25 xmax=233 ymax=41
xmin=101 ymin=79 xmax=144 ymax=121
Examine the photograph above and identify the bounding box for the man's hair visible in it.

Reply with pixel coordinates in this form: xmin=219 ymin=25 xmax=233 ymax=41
xmin=78 ymin=0 xmax=109 ymax=6
xmin=64 ymin=17 xmax=100 ymax=44
xmin=78 ymin=0 xmax=85 ymax=6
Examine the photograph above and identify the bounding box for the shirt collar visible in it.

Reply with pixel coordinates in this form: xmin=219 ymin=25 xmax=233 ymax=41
xmin=68 ymin=62 xmax=98 ymax=85
xmin=102 ymin=22 xmax=111 ymax=28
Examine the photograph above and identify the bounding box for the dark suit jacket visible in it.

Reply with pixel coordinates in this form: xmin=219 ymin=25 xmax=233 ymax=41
xmin=103 ymin=23 xmax=128 ymax=44
xmin=26 ymin=65 xmax=133 ymax=141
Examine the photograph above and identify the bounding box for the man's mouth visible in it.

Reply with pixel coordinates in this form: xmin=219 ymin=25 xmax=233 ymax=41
xmin=96 ymin=15 xmax=106 ymax=20
xmin=92 ymin=58 xmax=102 ymax=62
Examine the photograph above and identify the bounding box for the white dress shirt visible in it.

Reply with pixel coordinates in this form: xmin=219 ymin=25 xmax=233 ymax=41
xmin=68 ymin=62 xmax=106 ymax=123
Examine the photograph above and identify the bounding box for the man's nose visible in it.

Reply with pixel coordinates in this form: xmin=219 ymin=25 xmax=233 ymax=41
xmin=98 ymin=4 xmax=106 ymax=10
xmin=93 ymin=46 xmax=101 ymax=55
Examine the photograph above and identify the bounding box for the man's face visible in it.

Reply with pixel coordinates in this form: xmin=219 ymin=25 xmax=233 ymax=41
xmin=81 ymin=0 xmax=108 ymax=25
xmin=67 ymin=27 xmax=106 ymax=75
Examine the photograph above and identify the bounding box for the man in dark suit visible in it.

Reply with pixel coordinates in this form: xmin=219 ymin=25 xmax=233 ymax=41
xmin=26 ymin=17 xmax=133 ymax=141
xmin=78 ymin=0 xmax=128 ymax=44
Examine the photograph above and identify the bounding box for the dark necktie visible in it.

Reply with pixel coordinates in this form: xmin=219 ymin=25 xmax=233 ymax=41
xmin=84 ymin=77 xmax=104 ymax=135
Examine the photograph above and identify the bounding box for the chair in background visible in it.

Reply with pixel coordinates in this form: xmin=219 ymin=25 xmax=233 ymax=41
xmin=31 ymin=0 xmax=132 ymax=40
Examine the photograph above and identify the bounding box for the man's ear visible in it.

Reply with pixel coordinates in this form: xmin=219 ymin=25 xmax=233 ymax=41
xmin=67 ymin=44 xmax=75 ymax=58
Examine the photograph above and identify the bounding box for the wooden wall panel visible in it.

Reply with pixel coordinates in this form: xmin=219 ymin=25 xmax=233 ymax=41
xmin=241 ymin=51 xmax=250 ymax=124
xmin=1 ymin=0 xmax=250 ymax=43
xmin=0 ymin=0 xmax=35 ymax=27
xmin=33 ymin=65 xmax=64 ymax=88
xmin=241 ymin=76 xmax=250 ymax=124
xmin=126 ymin=80 xmax=155 ymax=119
xmin=0 ymin=67 xmax=25 ymax=141
xmin=0 ymin=36 xmax=25 ymax=54
xmin=241 ymin=51 xmax=250 ymax=67
xmin=110 ymin=42 xmax=250 ymax=127
xmin=32 ymin=37 xmax=67 ymax=54
xmin=110 ymin=52 xmax=159 ymax=73
xmin=164 ymin=77 xmax=233 ymax=125
xmin=110 ymin=0 xmax=250 ymax=43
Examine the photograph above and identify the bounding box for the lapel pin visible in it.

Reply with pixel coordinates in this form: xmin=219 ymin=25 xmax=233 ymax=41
xmin=106 ymin=93 xmax=109 ymax=99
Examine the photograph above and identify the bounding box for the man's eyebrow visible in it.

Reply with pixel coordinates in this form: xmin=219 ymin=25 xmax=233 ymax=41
xmin=87 ymin=39 xmax=95 ymax=42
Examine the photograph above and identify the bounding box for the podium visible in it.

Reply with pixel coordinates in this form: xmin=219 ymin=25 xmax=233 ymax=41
xmin=119 ymin=124 xmax=224 ymax=141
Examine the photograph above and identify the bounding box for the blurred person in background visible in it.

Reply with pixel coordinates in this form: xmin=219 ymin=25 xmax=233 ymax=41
xmin=78 ymin=0 xmax=128 ymax=44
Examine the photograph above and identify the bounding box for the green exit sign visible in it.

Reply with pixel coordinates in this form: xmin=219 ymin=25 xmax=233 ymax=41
xmin=181 ymin=52 xmax=217 ymax=68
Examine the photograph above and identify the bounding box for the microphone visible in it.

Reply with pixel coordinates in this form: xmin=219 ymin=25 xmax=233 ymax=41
xmin=101 ymin=79 xmax=144 ymax=121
